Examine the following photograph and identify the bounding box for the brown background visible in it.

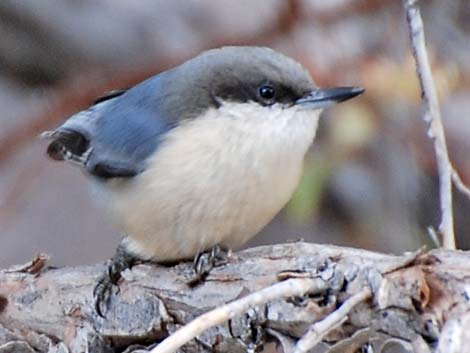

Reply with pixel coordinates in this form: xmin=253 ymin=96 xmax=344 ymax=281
xmin=0 ymin=0 xmax=469 ymax=267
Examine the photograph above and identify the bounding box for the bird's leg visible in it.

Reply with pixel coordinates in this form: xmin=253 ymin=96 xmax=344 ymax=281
xmin=93 ymin=242 xmax=137 ymax=317
xmin=187 ymin=245 xmax=230 ymax=286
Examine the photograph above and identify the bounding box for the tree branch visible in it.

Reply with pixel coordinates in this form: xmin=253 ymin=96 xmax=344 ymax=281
xmin=1 ymin=243 xmax=470 ymax=353
xmin=151 ymin=277 xmax=328 ymax=353
xmin=452 ymin=169 xmax=470 ymax=200
xmin=403 ymin=0 xmax=456 ymax=249
xmin=294 ymin=288 xmax=372 ymax=353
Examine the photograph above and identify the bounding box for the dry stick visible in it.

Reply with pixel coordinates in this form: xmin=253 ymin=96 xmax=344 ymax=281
xmin=150 ymin=277 xmax=328 ymax=353
xmin=403 ymin=0 xmax=456 ymax=249
xmin=294 ymin=288 xmax=372 ymax=353
xmin=452 ymin=169 xmax=470 ymax=200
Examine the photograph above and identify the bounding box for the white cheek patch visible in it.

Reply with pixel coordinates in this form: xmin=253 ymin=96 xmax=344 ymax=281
xmin=217 ymin=101 xmax=321 ymax=153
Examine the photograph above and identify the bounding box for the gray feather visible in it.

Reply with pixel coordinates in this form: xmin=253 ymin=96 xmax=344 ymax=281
xmin=42 ymin=46 xmax=315 ymax=179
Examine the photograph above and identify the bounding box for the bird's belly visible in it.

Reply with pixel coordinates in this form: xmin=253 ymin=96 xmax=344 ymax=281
xmin=98 ymin=107 xmax=317 ymax=261
xmin=103 ymin=158 xmax=303 ymax=261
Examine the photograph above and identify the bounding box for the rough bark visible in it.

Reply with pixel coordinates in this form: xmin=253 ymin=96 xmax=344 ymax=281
xmin=0 ymin=242 xmax=469 ymax=353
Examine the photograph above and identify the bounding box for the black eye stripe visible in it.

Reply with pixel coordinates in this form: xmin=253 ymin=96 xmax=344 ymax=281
xmin=213 ymin=81 xmax=302 ymax=107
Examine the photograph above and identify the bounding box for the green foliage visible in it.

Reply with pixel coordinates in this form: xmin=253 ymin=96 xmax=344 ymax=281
xmin=286 ymin=152 xmax=336 ymax=224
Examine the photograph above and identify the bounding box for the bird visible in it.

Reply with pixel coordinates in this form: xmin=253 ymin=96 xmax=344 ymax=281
xmin=42 ymin=46 xmax=364 ymax=315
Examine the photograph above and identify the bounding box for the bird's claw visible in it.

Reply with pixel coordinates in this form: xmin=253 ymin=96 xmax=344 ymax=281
xmin=93 ymin=244 xmax=135 ymax=317
xmin=187 ymin=245 xmax=230 ymax=286
xmin=93 ymin=266 xmax=117 ymax=318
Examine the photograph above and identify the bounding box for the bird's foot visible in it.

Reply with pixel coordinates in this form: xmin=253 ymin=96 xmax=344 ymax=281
xmin=93 ymin=244 xmax=136 ymax=317
xmin=187 ymin=245 xmax=231 ymax=286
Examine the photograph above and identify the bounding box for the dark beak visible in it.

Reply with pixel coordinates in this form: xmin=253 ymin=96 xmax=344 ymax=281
xmin=296 ymin=87 xmax=364 ymax=109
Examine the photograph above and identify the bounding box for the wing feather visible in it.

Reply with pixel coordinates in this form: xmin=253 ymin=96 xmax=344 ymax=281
xmin=42 ymin=75 xmax=174 ymax=179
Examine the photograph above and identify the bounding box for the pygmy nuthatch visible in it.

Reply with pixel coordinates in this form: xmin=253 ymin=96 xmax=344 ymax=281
xmin=42 ymin=46 xmax=363 ymax=310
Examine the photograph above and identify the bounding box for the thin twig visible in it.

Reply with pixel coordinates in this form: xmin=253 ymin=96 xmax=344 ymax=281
xmin=427 ymin=226 xmax=441 ymax=248
xmin=452 ymin=169 xmax=470 ymax=200
xmin=403 ymin=0 xmax=455 ymax=249
xmin=150 ymin=277 xmax=328 ymax=353
xmin=294 ymin=287 xmax=372 ymax=353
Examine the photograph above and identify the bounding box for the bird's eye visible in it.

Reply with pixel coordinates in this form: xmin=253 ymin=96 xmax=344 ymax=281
xmin=258 ymin=85 xmax=276 ymax=102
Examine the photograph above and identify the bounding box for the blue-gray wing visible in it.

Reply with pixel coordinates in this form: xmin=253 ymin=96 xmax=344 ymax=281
xmin=42 ymin=76 xmax=176 ymax=179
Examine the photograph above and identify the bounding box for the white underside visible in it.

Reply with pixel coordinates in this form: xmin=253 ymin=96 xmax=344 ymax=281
xmin=95 ymin=102 xmax=321 ymax=261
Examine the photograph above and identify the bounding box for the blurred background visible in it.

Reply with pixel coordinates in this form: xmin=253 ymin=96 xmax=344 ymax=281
xmin=0 ymin=0 xmax=469 ymax=268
